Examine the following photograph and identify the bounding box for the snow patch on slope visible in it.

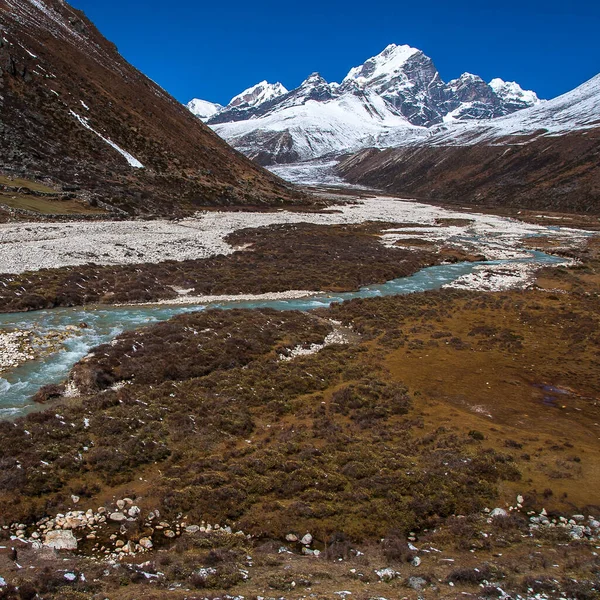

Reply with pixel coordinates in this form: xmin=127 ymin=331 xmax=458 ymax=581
xmin=69 ymin=111 xmax=144 ymax=168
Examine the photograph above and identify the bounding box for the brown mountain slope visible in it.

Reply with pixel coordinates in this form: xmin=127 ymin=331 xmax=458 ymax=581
xmin=336 ymin=131 xmax=600 ymax=214
xmin=0 ymin=0 xmax=304 ymax=215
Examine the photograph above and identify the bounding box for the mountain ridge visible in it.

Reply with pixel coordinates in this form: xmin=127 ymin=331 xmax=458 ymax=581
xmin=336 ymin=73 xmax=600 ymax=213
xmin=187 ymin=43 xmax=541 ymax=165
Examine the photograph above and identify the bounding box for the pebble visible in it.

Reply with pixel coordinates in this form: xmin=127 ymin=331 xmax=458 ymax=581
xmin=109 ymin=512 xmax=127 ymax=522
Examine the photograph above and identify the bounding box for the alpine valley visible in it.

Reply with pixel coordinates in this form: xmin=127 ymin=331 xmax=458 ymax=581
xmin=189 ymin=44 xmax=600 ymax=213
xmin=0 ymin=2 xmax=600 ymax=600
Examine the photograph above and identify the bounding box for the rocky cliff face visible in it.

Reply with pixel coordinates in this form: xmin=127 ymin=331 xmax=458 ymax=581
xmin=340 ymin=46 xmax=448 ymax=126
xmin=0 ymin=0 xmax=303 ymax=216
xmin=189 ymin=44 xmax=540 ymax=164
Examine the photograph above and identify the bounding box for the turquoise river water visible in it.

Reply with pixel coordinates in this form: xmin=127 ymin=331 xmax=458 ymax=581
xmin=0 ymin=251 xmax=564 ymax=417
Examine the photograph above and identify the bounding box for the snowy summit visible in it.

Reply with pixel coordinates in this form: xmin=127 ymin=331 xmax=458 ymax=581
xmin=229 ymin=81 xmax=288 ymax=108
xmin=186 ymin=43 xmax=543 ymax=164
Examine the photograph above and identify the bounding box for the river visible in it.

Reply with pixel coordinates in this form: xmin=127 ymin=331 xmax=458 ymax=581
xmin=0 ymin=250 xmax=565 ymax=418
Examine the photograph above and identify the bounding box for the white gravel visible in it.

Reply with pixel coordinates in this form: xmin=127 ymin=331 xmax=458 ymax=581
xmin=443 ymin=263 xmax=544 ymax=292
xmin=0 ymin=331 xmax=36 ymax=371
xmin=0 ymin=196 xmax=593 ymax=274
xmin=118 ymin=289 xmax=320 ymax=307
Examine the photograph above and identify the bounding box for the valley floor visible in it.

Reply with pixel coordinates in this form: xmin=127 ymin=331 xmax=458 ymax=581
xmin=0 ymin=193 xmax=599 ymax=600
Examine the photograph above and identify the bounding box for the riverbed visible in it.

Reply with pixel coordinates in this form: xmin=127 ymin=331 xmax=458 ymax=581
xmin=0 ymin=196 xmax=592 ymax=273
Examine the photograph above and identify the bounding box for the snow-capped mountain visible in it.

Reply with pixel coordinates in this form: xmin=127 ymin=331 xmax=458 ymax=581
xmin=187 ymin=81 xmax=288 ymax=123
xmin=336 ymin=73 xmax=600 ymax=213
xmin=187 ymin=44 xmax=540 ymax=165
xmin=383 ymin=72 xmax=600 ymax=147
xmin=186 ymin=98 xmax=223 ymax=121
xmin=229 ymin=80 xmax=288 ymax=108
xmin=211 ymin=81 xmax=419 ymax=165
xmin=340 ymin=44 xmax=447 ymax=126
xmin=489 ymin=78 xmax=541 ymax=112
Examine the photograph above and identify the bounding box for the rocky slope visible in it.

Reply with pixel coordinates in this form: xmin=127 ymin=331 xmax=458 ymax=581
xmin=0 ymin=0 xmax=303 ymax=216
xmin=188 ymin=44 xmax=540 ymax=165
xmin=337 ymin=75 xmax=600 ymax=213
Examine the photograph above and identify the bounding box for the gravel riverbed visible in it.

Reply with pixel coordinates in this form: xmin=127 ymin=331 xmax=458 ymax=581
xmin=0 ymin=196 xmax=592 ymax=274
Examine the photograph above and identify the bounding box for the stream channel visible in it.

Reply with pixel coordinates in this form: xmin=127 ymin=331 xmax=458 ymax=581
xmin=0 ymin=251 xmax=564 ymax=417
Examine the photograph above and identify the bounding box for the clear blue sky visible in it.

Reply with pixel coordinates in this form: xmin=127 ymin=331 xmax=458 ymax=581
xmin=70 ymin=0 xmax=600 ymax=106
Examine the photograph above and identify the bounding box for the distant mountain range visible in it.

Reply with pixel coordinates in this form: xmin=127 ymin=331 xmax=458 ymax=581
xmin=0 ymin=0 xmax=301 ymax=216
xmin=188 ymin=44 xmax=542 ymax=165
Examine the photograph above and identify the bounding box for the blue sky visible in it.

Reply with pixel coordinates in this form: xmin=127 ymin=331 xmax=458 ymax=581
xmin=70 ymin=0 xmax=600 ymax=106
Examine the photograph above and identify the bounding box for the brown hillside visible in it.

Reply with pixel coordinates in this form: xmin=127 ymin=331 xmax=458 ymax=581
xmin=336 ymin=131 xmax=600 ymax=214
xmin=0 ymin=0 xmax=305 ymax=215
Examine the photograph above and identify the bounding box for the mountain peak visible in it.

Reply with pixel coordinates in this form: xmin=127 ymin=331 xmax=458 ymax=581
xmin=343 ymin=44 xmax=421 ymax=86
xmin=489 ymin=78 xmax=541 ymax=106
xmin=301 ymin=72 xmax=328 ymax=87
xmin=228 ymin=80 xmax=288 ymax=108
xmin=458 ymin=73 xmax=484 ymax=82
xmin=186 ymin=98 xmax=223 ymax=121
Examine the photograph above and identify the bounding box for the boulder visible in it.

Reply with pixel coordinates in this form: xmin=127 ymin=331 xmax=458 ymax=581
xmin=569 ymin=526 xmax=585 ymax=539
xmin=408 ymin=576 xmax=427 ymax=591
xmin=44 ymin=530 xmax=77 ymax=551
xmin=490 ymin=508 xmax=508 ymax=518
xmin=375 ymin=568 xmax=399 ymax=582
